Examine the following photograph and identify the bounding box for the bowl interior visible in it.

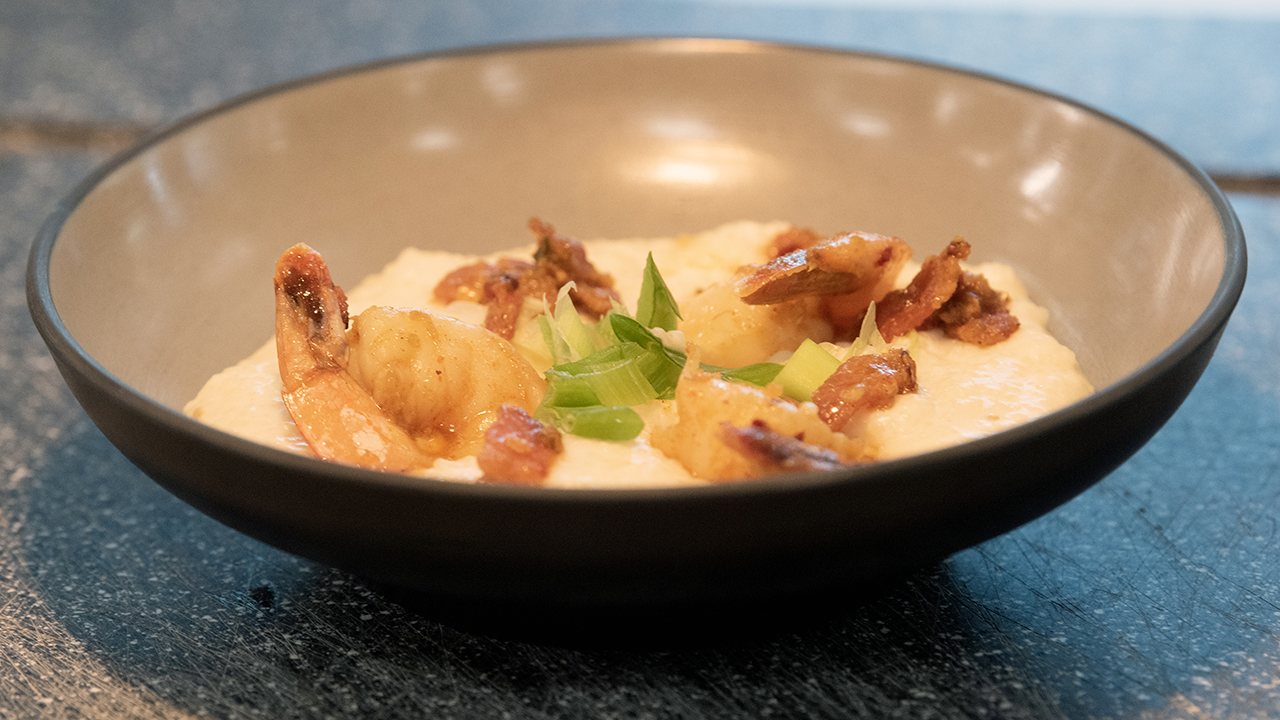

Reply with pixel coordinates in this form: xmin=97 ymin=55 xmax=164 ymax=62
xmin=49 ymin=38 xmax=1228 ymax=428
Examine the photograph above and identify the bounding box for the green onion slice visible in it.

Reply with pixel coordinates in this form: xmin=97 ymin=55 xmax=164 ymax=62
xmin=706 ymin=361 xmax=784 ymax=386
xmin=544 ymin=343 xmax=659 ymax=408
xmin=634 ymin=253 xmax=682 ymax=331
xmin=843 ymin=300 xmax=891 ymax=360
xmin=535 ymin=405 xmax=644 ymax=441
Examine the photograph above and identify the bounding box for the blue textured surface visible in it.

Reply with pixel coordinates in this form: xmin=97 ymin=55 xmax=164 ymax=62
xmin=1 ymin=2 xmax=1278 ymax=718
xmin=1 ymin=1 xmax=1278 ymax=170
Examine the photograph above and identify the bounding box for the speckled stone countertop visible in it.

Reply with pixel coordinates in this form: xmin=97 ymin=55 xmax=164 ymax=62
xmin=3 ymin=2 xmax=1279 ymax=718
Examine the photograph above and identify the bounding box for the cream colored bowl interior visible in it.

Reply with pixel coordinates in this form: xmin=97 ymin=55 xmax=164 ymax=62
xmin=49 ymin=39 xmax=1226 ymax=411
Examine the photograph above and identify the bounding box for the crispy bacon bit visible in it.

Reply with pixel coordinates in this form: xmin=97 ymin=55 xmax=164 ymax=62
xmin=432 ymin=218 xmax=620 ymax=338
xmin=923 ymin=271 xmax=1020 ymax=345
xmin=527 ymin=218 xmax=620 ymax=317
xmin=875 ymin=238 xmax=970 ymax=341
xmin=766 ymin=226 xmax=825 ymax=259
xmin=811 ymin=349 xmax=918 ymax=431
xmin=477 ymin=405 xmax=564 ymax=486
xmin=718 ymin=420 xmax=847 ymax=474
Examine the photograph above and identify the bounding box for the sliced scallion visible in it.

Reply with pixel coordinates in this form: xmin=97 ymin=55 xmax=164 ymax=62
xmin=707 ymin=362 xmax=784 ymax=387
xmin=536 ymin=405 xmax=644 ymax=440
xmin=608 ymin=313 xmax=684 ymax=397
xmin=843 ymin=300 xmax=891 ymax=360
xmin=538 ymin=313 xmax=572 ymax=366
xmin=545 ymin=343 xmax=659 ymax=407
xmin=553 ymin=284 xmax=600 ymax=361
xmin=635 ymin=253 xmax=682 ymax=331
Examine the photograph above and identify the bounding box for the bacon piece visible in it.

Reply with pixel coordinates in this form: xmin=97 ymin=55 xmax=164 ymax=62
xmin=718 ymin=420 xmax=847 ymax=474
xmin=875 ymin=238 xmax=970 ymax=341
xmin=527 ymin=218 xmax=620 ymax=317
xmin=433 ymin=259 xmax=497 ymax=305
xmin=481 ymin=265 xmax=529 ymax=340
xmin=477 ymin=405 xmax=563 ymax=486
xmin=924 ymin=271 xmax=1020 ymax=345
xmin=432 ymin=218 xmax=620 ymax=339
xmin=811 ymin=349 xmax=918 ymax=431
xmin=434 ymin=257 xmax=536 ymax=338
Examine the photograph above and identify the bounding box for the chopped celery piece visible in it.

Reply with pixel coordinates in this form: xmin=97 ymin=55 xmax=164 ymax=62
xmin=774 ymin=339 xmax=842 ymax=402
xmin=634 ymin=253 xmax=682 ymax=331
xmin=537 ymin=405 xmax=644 ymax=440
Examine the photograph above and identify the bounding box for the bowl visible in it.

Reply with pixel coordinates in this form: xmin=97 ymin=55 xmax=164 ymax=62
xmin=27 ymin=38 xmax=1245 ymax=607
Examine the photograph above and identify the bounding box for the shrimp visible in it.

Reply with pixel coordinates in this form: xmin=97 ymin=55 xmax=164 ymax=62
xmin=275 ymin=244 xmax=430 ymax=470
xmin=718 ymin=421 xmax=847 ymax=474
xmin=735 ymin=230 xmax=913 ymax=338
xmin=765 ymin=226 xmax=824 ymax=259
xmin=345 ymin=306 xmax=546 ymax=460
xmin=275 ymin=243 xmax=547 ymax=473
xmin=677 ymin=282 xmax=832 ymax=367
xmin=649 ymin=350 xmax=871 ymax=481
xmin=675 ymin=231 xmax=912 ymax=365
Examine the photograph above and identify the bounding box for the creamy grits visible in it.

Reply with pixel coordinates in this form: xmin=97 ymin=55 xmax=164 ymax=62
xmin=185 ymin=221 xmax=1094 ymax=488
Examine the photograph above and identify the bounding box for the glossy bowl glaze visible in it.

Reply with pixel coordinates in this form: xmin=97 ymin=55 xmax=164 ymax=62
xmin=28 ymin=38 xmax=1245 ymax=606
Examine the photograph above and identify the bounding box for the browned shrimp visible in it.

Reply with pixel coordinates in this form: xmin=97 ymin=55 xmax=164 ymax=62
xmin=275 ymin=244 xmax=547 ymax=472
xmin=649 ymin=350 xmax=871 ymax=481
xmin=765 ymin=226 xmax=825 ymax=259
xmin=677 ymin=282 xmax=831 ymax=367
xmin=736 ymin=231 xmax=911 ymax=305
xmin=718 ymin=420 xmax=847 ymax=474
xmin=275 ymin=244 xmax=432 ymax=471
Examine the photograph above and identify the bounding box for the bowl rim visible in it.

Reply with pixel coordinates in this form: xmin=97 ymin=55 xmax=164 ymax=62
xmin=26 ymin=35 xmax=1248 ymax=507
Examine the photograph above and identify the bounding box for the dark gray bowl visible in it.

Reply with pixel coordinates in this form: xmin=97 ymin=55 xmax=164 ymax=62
xmin=27 ymin=38 xmax=1245 ymax=606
